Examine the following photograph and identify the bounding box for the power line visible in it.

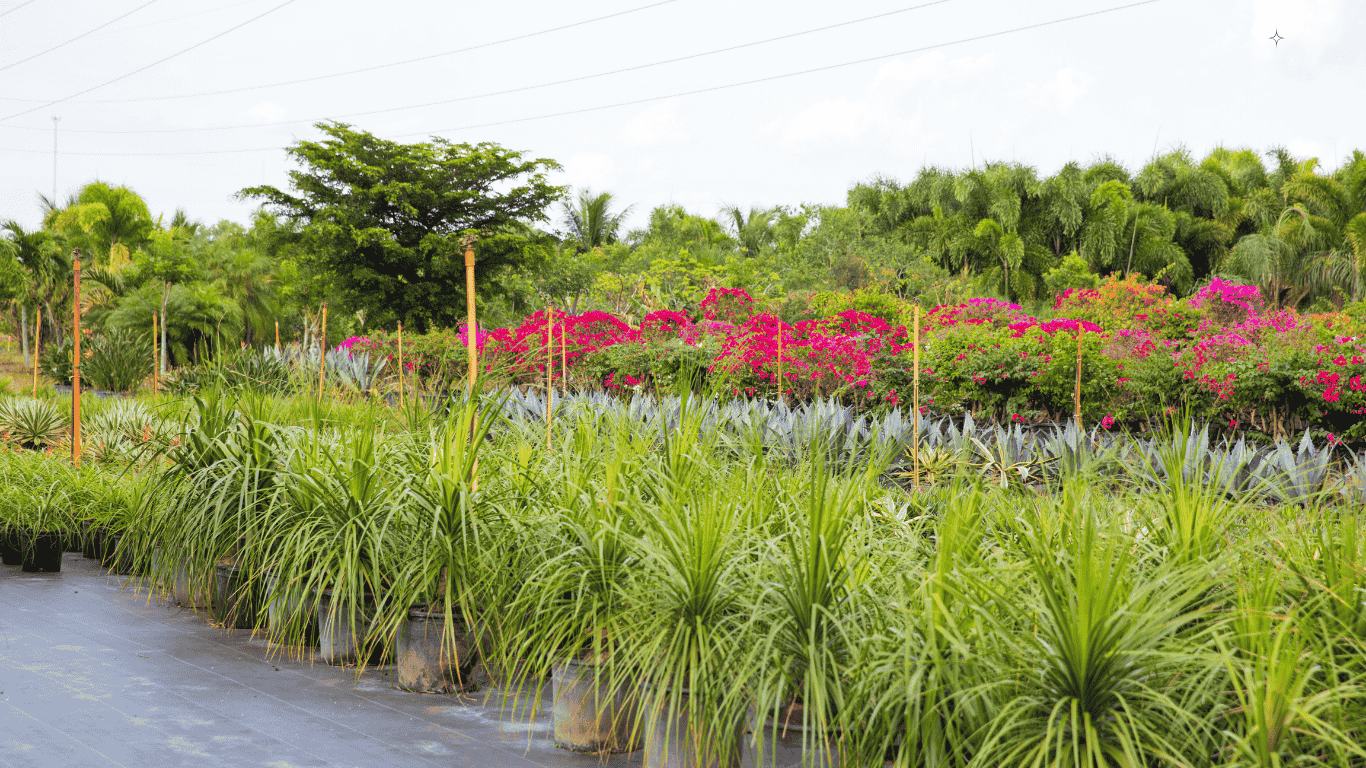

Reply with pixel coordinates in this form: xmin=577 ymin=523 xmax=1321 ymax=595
xmin=0 ymin=0 xmax=160 ymax=74
xmin=0 ymin=0 xmax=680 ymax=105
xmin=0 ymin=0 xmax=1160 ymax=157
xmin=0 ymin=0 xmax=298 ymax=121
xmin=0 ymin=0 xmax=40 ymax=19
xmin=4 ymin=0 xmax=955 ymax=135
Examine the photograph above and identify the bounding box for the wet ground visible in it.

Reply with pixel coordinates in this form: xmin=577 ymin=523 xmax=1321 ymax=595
xmin=0 ymin=552 xmax=813 ymax=768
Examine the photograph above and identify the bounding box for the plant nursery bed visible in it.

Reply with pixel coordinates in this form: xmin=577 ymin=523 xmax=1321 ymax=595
xmin=0 ymin=553 xmax=815 ymax=767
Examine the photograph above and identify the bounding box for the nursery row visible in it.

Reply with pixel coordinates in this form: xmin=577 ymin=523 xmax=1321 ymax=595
xmin=2 ymin=388 xmax=1365 ymax=766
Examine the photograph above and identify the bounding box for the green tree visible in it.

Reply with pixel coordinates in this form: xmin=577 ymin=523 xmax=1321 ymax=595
xmin=719 ymin=204 xmax=778 ymax=258
xmin=51 ymin=181 xmax=155 ymax=267
xmin=239 ymin=122 xmax=564 ymax=332
xmin=560 ymin=188 xmax=631 ymax=252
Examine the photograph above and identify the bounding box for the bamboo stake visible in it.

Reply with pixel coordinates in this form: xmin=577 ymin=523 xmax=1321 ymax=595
xmin=561 ymin=309 xmax=568 ymax=391
xmin=397 ymin=322 xmax=405 ymax=409
xmin=317 ymin=303 xmax=328 ymax=400
xmin=912 ymin=305 xmax=921 ymax=491
xmin=152 ymin=313 xmax=159 ymax=395
xmin=72 ymin=250 xmax=82 ymax=467
xmin=463 ymin=235 xmax=478 ymax=393
xmin=31 ymin=307 xmax=41 ymax=397
xmin=546 ymin=305 xmax=553 ymax=450
xmin=275 ymin=319 xmax=280 ymax=354
xmin=776 ymin=317 xmax=783 ymax=405
xmin=461 ymin=234 xmax=479 ymax=488
xmin=1074 ymin=327 xmax=1083 ymax=429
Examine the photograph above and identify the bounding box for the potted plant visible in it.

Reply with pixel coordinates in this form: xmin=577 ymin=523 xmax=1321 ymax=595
xmin=0 ymin=397 xmax=69 ymax=450
xmin=39 ymin=337 xmax=85 ymax=393
xmin=373 ymin=390 xmax=511 ymax=693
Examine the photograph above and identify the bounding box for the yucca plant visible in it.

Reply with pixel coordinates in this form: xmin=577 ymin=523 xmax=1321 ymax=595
xmin=0 ymin=397 xmax=68 ymax=449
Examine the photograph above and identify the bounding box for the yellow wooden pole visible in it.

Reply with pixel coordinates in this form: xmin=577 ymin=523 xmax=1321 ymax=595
xmin=1074 ymin=327 xmax=1083 ymax=429
xmin=31 ymin=306 xmax=41 ymax=397
xmin=540 ymin=304 xmax=546 ymax=448
xmin=274 ymin=319 xmax=280 ymax=354
xmin=912 ymin=305 xmax=921 ymax=491
xmin=561 ymin=309 xmax=568 ymax=390
xmin=152 ymin=313 xmax=159 ymax=396
xmin=463 ymin=235 xmax=478 ymax=392
xmin=397 ymin=322 xmax=404 ymax=408
xmin=776 ymin=317 xmax=783 ymax=405
xmin=71 ymin=249 xmax=83 ymax=467
xmin=317 ymin=304 xmax=328 ymax=400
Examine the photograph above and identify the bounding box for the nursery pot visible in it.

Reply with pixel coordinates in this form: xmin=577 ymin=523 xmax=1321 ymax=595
xmin=20 ymin=531 xmax=64 ymax=573
xmin=174 ymin=555 xmax=212 ymax=609
xmin=265 ymin=571 xmax=316 ymax=646
xmin=395 ymin=604 xmax=476 ymax=694
xmin=317 ymin=589 xmax=383 ymax=666
xmin=748 ymin=702 xmax=842 ymax=768
xmin=81 ymin=522 xmax=102 ymax=559
xmin=214 ymin=563 xmax=259 ymax=629
xmin=551 ymin=656 xmax=640 ymax=753
xmin=1 ymin=531 xmax=21 ymax=566
xmin=104 ymin=532 xmax=135 ymax=575
xmin=643 ymin=685 xmax=743 ymax=768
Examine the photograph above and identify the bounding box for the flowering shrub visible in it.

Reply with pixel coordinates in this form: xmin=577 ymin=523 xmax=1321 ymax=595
xmin=699 ymin=287 xmax=756 ymax=323
xmin=341 ymin=281 xmax=1366 ymax=444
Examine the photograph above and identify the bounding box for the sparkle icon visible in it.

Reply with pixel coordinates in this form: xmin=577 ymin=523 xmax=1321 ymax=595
xmin=1269 ymin=29 xmax=1284 ymax=46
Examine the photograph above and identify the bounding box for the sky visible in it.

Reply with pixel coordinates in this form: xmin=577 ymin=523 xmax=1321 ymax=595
xmin=0 ymin=0 xmax=1362 ymax=236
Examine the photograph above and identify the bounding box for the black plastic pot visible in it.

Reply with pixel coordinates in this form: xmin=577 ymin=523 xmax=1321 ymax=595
xmin=1 ymin=531 xmax=22 ymax=565
xmin=81 ymin=522 xmax=102 ymax=559
xmin=21 ymin=532 xmax=65 ymax=573
xmin=103 ymin=532 xmax=134 ymax=574
xmin=214 ymin=563 xmax=258 ymax=629
xmin=394 ymin=604 xmax=477 ymax=693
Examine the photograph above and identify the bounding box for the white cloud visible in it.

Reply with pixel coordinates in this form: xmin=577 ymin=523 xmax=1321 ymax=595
xmin=1027 ymin=68 xmax=1096 ymax=112
xmin=621 ymin=100 xmax=690 ymax=146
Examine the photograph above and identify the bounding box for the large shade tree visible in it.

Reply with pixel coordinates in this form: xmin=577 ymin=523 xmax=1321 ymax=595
xmin=240 ymin=122 xmax=564 ymax=332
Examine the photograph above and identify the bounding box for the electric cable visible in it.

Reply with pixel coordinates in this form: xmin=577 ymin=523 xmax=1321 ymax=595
xmin=0 ymin=0 xmax=298 ymax=122
xmin=0 ymin=0 xmax=160 ymax=74
xmin=0 ymin=0 xmax=680 ymax=105
xmin=3 ymin=0 xmax=955 ymax=134
xmin=0 ymin=0 xmax=39 ymax=19
xmin=0 ymin=0 xmax=1160 ymax=157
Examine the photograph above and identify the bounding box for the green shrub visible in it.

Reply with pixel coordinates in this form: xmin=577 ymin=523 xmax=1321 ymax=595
xmin=85 ymin=329 xmax=154 ymax=393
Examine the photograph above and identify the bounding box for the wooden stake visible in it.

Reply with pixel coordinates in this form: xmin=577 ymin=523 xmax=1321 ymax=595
xmin=776 ymin=317 xmax=783 ymax=405
xmin=317 ymin=303 xmax=328 ymax=400
xmin=540 ymin=304 xmax=546 ymax=448
xmin=71 ymin=250 xmax=82 ymax=468
xmin=275 ymin=319 xmax=280 ymax=354
xmin=1074 ymin=327 xmax=1083 ymax=429
xmin=561 ymin=309 xmax=568 ymax=390
xmin=31 ymin=307 xmax=41 ymax=397
xmin=912 ymin=305 xmax=921 ymax=491
xmin=152 ymin=313 xmax=159 ymax=395
xmin=397 ymin=322 xmax=404 ymax=408
xmin=463 ymin=236 xmax=478 ymax=392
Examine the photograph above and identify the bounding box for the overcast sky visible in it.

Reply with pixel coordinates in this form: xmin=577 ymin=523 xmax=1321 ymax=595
xmin=1 ymin=0 xmax=1361 ymax=235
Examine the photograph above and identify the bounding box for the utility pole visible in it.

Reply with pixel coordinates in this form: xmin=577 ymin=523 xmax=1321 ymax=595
xmin=52 ymin=116 xmax=59 ymax=204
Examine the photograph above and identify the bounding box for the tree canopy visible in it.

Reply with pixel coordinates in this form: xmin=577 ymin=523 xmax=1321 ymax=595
xmin=240 ymin=122 xmax=564 ymax=331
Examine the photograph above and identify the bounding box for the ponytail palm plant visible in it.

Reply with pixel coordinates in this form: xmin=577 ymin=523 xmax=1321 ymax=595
xmin=368 ymin=390 xmax=510 ymax=684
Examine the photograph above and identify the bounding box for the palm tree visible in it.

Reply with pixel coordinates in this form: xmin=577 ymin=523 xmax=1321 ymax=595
xmin=718 ymin=204 xmax=777 ymax=258
xmin=50 ymin=181 xmax=154 ymax=268
xmin=561 ymin=188 xmax=632 ymax=253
